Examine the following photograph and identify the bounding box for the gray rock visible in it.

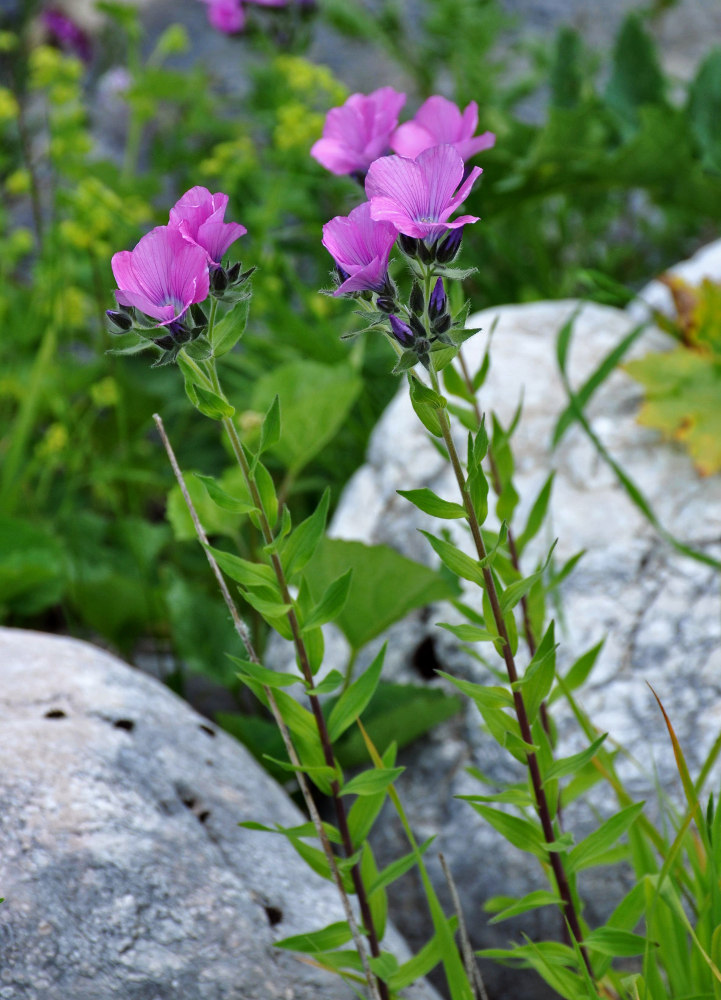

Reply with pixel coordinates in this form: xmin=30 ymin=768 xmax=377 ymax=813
xmin=0 ymin=627 xmax=440 ymax=1000
xmin=327 ymin=273 xmax=721 ymax=995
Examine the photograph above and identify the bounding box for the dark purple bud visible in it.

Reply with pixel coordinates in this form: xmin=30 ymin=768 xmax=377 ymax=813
xmin=189 ymin=303 xmax=208 ymax=329
xmin=349 ymin=170 xmax=367 ymax=188
xmin=153 ymin=333 xmax=176 ymax=351
xmin=226 ymin=261 xmax=242 ymax=283
xmin=336 ymin=264 xmax=351 ymax=284
xmin=210 ymin=265 xmax=229 ymax=293
xmin=399 ymin=234 xmax=418 ymax=257
xmin=436 ymin=227 xmax=464 ymax=264
xmin=432 ymin=313 xmax=452 ymax=335
xmin=418 ymin=240 xmax=435 ymax=265
xmin=409 ymin=282 xmax=424 ymax=315
xmin=389 ymin=314 xmax=414 ymax=347
xmin=376 ymin=296 xmax=396 ymax=313
xmin=409 ymin=313 xmax=427 ymax=339
xmin=428 ymin=278 xmax=446 ymax=320
xmin=42 ymin=8 xmax=92 ymax=63
xmin=106 ymin=309 xmax=133 ymax=333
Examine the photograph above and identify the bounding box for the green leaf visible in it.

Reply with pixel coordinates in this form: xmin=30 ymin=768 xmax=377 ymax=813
xmin=437 ymin=672 xmax=513 ymax=710
xmin=211 ymin=298 xmax=249 ymax=357
xmin=281 ymin=489 xmax=329 ymax=580
xmin=550 ymin=639 xmax=604 ymax=703
xmin=625 ymin=347 xmax=721 ymax=476
xmin=606 ymin=14 xmax=665 ymax=127
xmin=516 ymin=473 xmax=555 ymax=553
xmin=688 ymin=49 xmax=721 ymax=172
xmin=437 ymin=622 xmax=495 ymax=643
xmin=550 ymin=27 xmax=582 ymax=109
xmin=486 ymin=890 xmax=562 ymax=924
xmin=388 ymin=917 xmax=458 ymax=990
xmin=253 ymin=460 xmax=278 ymax=530
xmin=275 ymin=921 xmax=352 ymax=953
xmin=515 ymin=621 xmax=556 ymax=724
xmin=419 ymin=530 xmax=484 ymax=585
xmin=206 ymin=545 xmax=277 ymax=590
xmin=544 ymin=734 xmax=607 ymax=782
xmin=193 ymin=383 xmax=235 ymax=421
xmin=167 ymin=467 xmax=252 ymax=541
xmin=567 ymin=802 xmax=645 ymax=873
xmin=499 ymin=542 xmax=556 ymax=614
xmin=250 ymin=360 xmax=362 ymax=475
xmin=469 ymin=805 xmax=547 ymax=858
xmin=584 ymin=927 xmax=649 ymax=957
xmin=409 ymin=374 xmax=445 ymax=437
xmin=230 ymin=655 xmax=300 ymax=688
xmin=397 ymin=488 xmax=466 ymax=519
xmin=192 ymin=473 xmax=257 ymax=514
xmin=0 ymin=517 xmax=67 ymax=614
xmin=347 ymin=742 xmax=397 ymax=845
xmin=366 ymin=836 xmax=435 ymax=896
xmin=258 ymin=395 xmax=281 ymax=456
xmin=310 ymin=670 xmax=344 ymax=696
xmin=302 ymin=569 xmax=352 ymax=631
xmin=327 ymin=644 xmax=386 ymax=743
xmin=368 ymin=952 xmax=399 ymax=981
xmin=304 ymin=537 xmax=455 ymax=651
xmin=341 ymin=767 xmax=405 ymax=797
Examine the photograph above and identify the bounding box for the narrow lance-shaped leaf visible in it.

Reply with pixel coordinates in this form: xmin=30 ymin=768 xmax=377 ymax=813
xmin=258 ymin=395 xmax=281 ymax=457
xmin=327 ymin=643 xmax=386 ymax=743
xmin=301 ymin=569 xmax=352 ymax=631
xmin=341 ymin=767 xmax=405 ymax=797
xmin=281 ymin=488 xmax=330 ymax=580
xmin=275 ymin=921 xmax=353 ymax=953
xmin=398 ymin=488 xmax=466 ymax=519
xmin=192 ymin=472 xmax=257 ymax=514
xmin=419 ymin=530 xmax=484 ymax=585
xmin=567 ymin=801 xmax=645 ymax=873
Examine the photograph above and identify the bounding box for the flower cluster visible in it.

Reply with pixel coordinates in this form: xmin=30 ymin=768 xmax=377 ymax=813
xmin=107 ymin=186 xmax=248 ymax=360
xmin=314 ymin=90 xmax=494 ymax=367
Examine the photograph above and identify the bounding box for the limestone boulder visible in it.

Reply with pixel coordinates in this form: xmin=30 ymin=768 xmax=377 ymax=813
xmin=0 ymin=627 xmax=439 ymax=1000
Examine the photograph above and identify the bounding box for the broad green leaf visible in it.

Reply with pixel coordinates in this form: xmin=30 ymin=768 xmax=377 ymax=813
xmin=281 ymin=489 xmax=329 ymax=580
xmin=419 ymin=530 xmax=484 ymax=585
xmin=688 ymin=49 xmax=721 ymax=173
xmin=327 ymin=644 xmax=385 ymax=743
xmin=409 ymin=374 xmax=445 ymax=437
xmin=625 ymin=346 xmax=721 ymax=475
xmin=275 ymin=921 xmax=352 ymax=953
xmin=485 ymin=890 xmax=562 ymax=924
xmin=397 ymin=488 xmax=466 ymax=519
xmin=211 ymin=298 xmax=249 ymax=356
xmin=304 ymin=537 xmax=455 ymax=650
xmin=250 ymin=360 xmax=362 ymax=474
xmin=341 ymin=766 xmax=404 ymax=797
xmin=0 ymin=517 xmax=67 ymax=614
xmin=192 ymin=473 xmax=257 ymax=514
xmin=567 ymin=802 xmax=645 ymax=873
xmin=301 ymin=569 xmax=352 ymax=631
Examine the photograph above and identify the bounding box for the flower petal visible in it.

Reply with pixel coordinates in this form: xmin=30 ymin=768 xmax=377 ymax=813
xmin=416 ymin=145 xmax=465 ymax=220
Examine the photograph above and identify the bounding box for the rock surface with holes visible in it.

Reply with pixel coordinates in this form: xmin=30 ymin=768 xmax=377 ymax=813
xmin=323 ymin=245 xmax=721 ymax=995
xmin=0 ymin=627 xmax=440 ymax=1000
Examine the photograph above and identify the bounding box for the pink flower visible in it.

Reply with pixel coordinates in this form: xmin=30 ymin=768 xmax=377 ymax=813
xmin=311 ymin=87 xmax=406 ymax=177
xmin=169 ymin=186 xmax=246 ymax=266
xmin=322 ymin=202 xmax=397 ymax=296
xmin=366 ymin=145 xmax=482 ymax=241
xmin=200 ymin=0 xmax=245 ymax=33
xmin=111 ymin=226 xmax=210 ymax=325
xmin=391 ymin=96 xmax=495 ymax=162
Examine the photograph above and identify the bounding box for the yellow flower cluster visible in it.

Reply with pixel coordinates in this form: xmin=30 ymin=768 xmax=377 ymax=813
xmin=59 ymin=177 xmax=150 ymax=257
xmin=200 ymin=136 xmax=258 ymax=185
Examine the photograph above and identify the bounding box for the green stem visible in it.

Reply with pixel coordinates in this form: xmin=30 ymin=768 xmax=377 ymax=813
xmin=427 ymin=365 xmax=592 ymax=977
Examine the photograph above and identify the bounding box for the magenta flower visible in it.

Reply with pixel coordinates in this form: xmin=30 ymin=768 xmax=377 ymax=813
xmin=200 ymin=0 xmax=245 ymax=33
xmin=311 ymin=87 xmax=406 ymax=177
xmin=169 ymin=186 xmax=246 ymax=266
xmin=366 ymin=145 xmax=482 ymax=241
xmin=111 ymin=226 xmax=210 ymax=326
xmin=322 ymin=202 xmax=397 ymax=296
xmin=391 ymin=96 xmax=495 ymax=162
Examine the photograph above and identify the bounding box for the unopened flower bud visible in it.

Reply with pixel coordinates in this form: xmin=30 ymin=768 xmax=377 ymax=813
xmin=418 ymin=241 xmax=435 ymax=265
xmin=106 ymin=309 xmax=133 ymax=333
xmin=153 ymin=333 xmax=176 ymax=351
xmin=432 ymin=313 xmax=452 ymax=335
xmin=399 ymin=234 xmax=418 ymax=257
xmin=226 ymin=261 xmax=242 ymax=283
xmin=409 ymin=282 xmax=424 ymax=315
xmin=376 ymin=296 xmax=396 ymax=313
xmin=389 ymin=314 xmax=414 ymax=347
xmin=409 ymin=313 xmax=427 ymax=339
xmin=428 ymin=278 xmax=446 ymax=320
xmin=210 ymin=266 xmax=229 ymax=294
xmin=436 ymin=226 xmax=464 ymax=264
xmin=189 ymin=303 xmax=207 ymax=329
